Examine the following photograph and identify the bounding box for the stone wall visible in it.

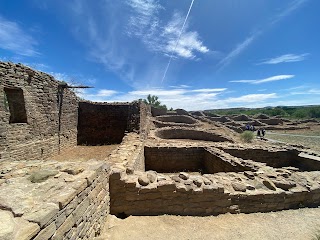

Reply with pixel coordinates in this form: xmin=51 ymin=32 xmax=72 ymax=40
xmin=223 ymin=148 xmax=320 ymax=171
xmin=0 ymin=62 xmax=78 ymax=161
xmin=77 ymin=101 xmax=149 ymax=145
xmin=109 ymin=168 xmax=320 ymax=216
xmin=0 ymin=160 xmax=110 ymax=240
xmin=155 ymin=127 xmax=233 ymax=142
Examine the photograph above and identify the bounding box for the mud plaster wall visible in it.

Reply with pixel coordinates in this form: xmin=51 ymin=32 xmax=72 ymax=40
xmin=0 ymin=62 xmax=78 ymax=161
xmin=77 ymin=101 xmax=147 ymax=145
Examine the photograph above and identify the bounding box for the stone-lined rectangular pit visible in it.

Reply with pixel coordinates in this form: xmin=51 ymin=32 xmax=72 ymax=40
xmin=144 ymin=147 xmax=251 ymax=174
xmin=223 ymin=148 xmax=320 ymax=171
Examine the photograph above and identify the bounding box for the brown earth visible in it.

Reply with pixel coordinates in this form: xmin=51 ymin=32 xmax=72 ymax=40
xmin=99 ymin=208 xmax=320 ymax=240
xmin=48 ymin=145 xmax=119 ymax=162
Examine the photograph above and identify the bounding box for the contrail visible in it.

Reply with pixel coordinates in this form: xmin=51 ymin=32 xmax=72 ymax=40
xmin=161 ymin=0 xmax=195 ymax=83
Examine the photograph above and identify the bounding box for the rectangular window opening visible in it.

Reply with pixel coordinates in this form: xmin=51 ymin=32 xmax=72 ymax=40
xmin=4 ymin=88 xmax=28 ymax=124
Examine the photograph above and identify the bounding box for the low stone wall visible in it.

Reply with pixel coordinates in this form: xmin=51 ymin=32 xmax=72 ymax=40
xmin=109 ymin=168 xmax=320 ymax=216
xmin=156 ymin=115 xmax=197 ymax=124
xmin=0 ymin=160 xmax=110 ymax=240
xmin=155 ymin=127 xmax=233 ymax=142
xmin=223 ymin=148 xmax=320 ymax=171
xmin=144 ymin=147 xmax=254 ymax=174
xmin=151 ymin=107 xmax=167 ymax=117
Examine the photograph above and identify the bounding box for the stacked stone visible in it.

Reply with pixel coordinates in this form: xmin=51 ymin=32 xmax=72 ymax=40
xmin=0 ymin=160 xmax=110 ymax=240
xmin=49 ymin=168 xmax=109 ymax=240
xmin=109 ymin=167 xmax=320 ymax=217
xmin=0 ymin=61 xmax=78 ymax=161
xmin=77 ymin=101 xmax=147 ymax=145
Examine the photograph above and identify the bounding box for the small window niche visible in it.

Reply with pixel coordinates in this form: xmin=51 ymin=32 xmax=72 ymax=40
xmin=4 ymin=88 xmax=28 ymax=123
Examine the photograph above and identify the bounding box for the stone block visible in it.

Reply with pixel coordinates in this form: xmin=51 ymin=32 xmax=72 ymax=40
xmin=52 ymin=214 xmax=76 ymax=240
xmin=22 ymin=203 xmax=59 ymax=228
xmin=33 ymin=222 xmax=56 ymax=240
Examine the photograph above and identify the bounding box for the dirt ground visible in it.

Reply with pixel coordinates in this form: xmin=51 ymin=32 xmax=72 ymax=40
xmin=268 ymin=124 xmax=320 ymax=152
xmin=48 ymin=145 xmax=119 ymax=161
xmin=99 ymin=208 xmax=320 ymax=240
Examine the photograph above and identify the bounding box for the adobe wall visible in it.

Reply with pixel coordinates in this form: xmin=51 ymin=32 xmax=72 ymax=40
xmin=77 ymin=101 xmax=150 ymax=145
xmin=0 ymin=62 xmax=78 ymax=161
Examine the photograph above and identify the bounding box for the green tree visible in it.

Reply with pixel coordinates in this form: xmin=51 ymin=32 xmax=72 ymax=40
xmin=142 ymin=94 xmax=167 ymax=109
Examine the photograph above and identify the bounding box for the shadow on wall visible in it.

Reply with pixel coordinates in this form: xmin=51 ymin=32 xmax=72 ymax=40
xmin=77 ymin=102 xmax=130 ymax=145
xmin=155 ymin=128 xmax=232 ymax=142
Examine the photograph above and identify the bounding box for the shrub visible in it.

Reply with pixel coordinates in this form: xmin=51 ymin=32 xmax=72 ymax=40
xmin=240 ymin=131 xmax=254 ymax=143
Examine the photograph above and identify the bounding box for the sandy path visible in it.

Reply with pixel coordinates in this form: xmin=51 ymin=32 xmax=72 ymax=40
xmin=99 ymin=208 xmax=320 ymax=240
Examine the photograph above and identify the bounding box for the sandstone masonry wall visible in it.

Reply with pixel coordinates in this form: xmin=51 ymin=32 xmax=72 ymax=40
xmin=0 ymin=160 xmax=110 ymax=240
xmin=77 ymin=101 xmax=149 ymax=145
xmin=0 ymin=62 xmax=78 ymax=161
xmin=109 ymin=169 xmax=320 ymax=216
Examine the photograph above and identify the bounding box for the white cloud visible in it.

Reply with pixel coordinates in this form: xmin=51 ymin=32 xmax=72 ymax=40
xmin=291 ymin=88 xmax=320 ymax=95
xmin=222 ymin=93 xmax=277 ymax=103
xmin=79 ymin=87 xmax=282 ymax=110
xmin=258 ymin=53 xmax=309 ymax=65
xmin=191 ymin=88 xmax=227 ymax=93
xmin=96 ymin=89 xmax=118 ymax=97
xmin=127 ymin=2 xmax=209 ymax=60
xmin=0 ymin=16 xmax=39 ymax=56
xmin=230 ymin=75 xmax=294 ymax=84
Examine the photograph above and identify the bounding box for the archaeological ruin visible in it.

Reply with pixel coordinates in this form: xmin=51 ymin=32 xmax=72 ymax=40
xmin=1 ymin=61 xmax=320 ymax=239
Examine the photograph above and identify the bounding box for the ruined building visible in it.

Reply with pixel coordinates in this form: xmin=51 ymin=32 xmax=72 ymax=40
xmin=0 ymin=61 xmax=320 ymax=239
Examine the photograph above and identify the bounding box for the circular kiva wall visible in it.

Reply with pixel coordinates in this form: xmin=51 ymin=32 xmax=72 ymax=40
xmin=156 ymin=115 xmax=197 ymax=124
xmin=155 ymin=128 xmax=232 ymax=142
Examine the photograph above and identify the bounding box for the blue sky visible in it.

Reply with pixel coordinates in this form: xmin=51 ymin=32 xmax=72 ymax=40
xmin=0 ymin=0 xmax=319 ymax=110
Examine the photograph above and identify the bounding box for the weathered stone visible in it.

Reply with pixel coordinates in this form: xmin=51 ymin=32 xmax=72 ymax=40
xmin=0 ymin=210 xmax=14 ymax=240
xmin=138 ymin=175 xmax=150 ymax=186
xmin=51 ymin=187 xmax=78 ymax=209
xmin=263 ymin=179 xmax=277 ymax=191
xmin=61 ymin=167 xmax=84 ymax=175
xmin=126 ymin=167 xmax=134 ymax=175
xmin=179 ymin=172 xmax=189 ymax=180
xmin=146 ymin=171 xmax=157 ymax=183
xmin=193 ymin=177 xmax=203 ymax=187
xmin=73 ymin=197 xmax=90 ymax=220
xmin=171 ymin=175 xmax=181 ymax=183
xmin=28 ymin=170 xmax=59 ymax=183
xmin=22 ymin=202 xmax=59 ymax=227
xmin=273 ymin=180 xmax=296 ymax=191
xmin=232 ymin=182 xmax=247 ymax=192
xmin=14 ymin=217 xmax=40 ymax=240
xmin=52 ymin=214 xmax=75 ymax=240
xmin=244 ymin=171 xmax=255 ymax=180
xmin=33 ymin=222 xmax=56 ymax=240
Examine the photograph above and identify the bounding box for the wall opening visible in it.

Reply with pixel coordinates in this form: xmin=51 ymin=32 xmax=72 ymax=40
xmin=144 ymin=147 xmax=251 ymax=174
xmin=4 ymin=88 xmax=28 ymax=123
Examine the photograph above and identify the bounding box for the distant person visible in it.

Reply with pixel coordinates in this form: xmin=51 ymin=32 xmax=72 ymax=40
xmin=262 ymin=128 xmax=266 ymax=138
xmin=246 ymin=124 xmax=250 ymax=130
xmin=250 ymin=125 xmax=255 ymax=131
xmin=257 ymin=129 xmax=261 ymax=138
